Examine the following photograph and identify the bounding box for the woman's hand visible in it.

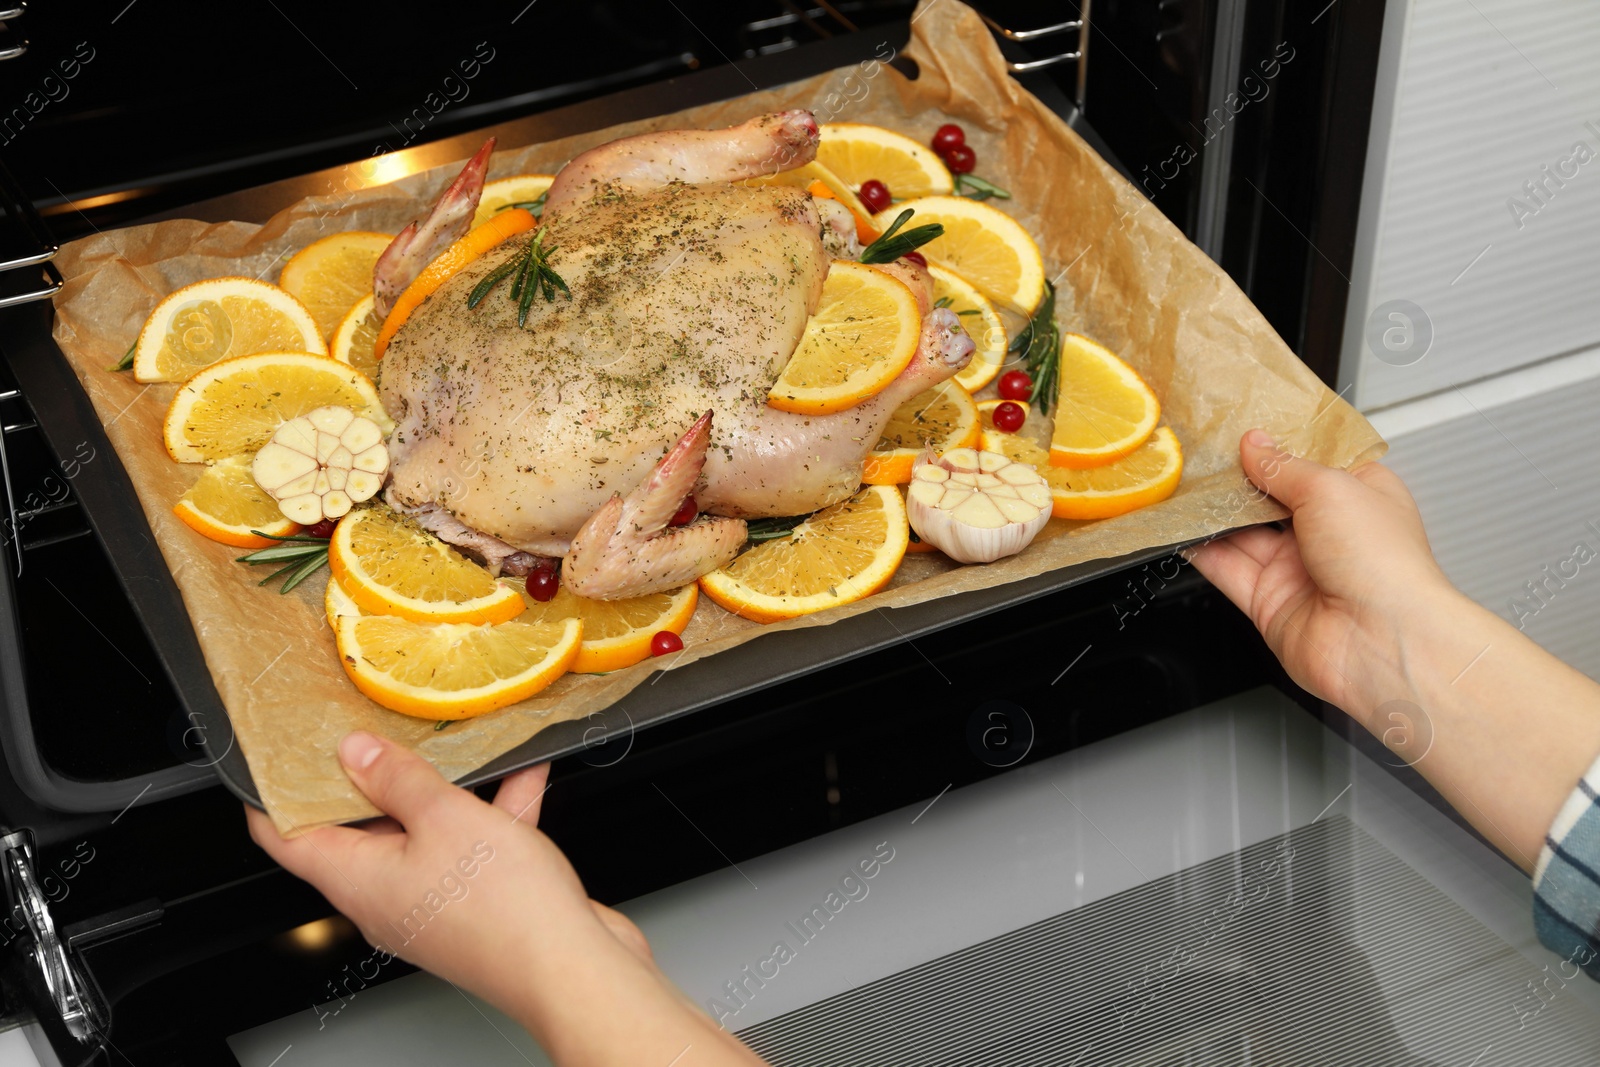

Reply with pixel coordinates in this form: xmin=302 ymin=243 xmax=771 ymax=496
xmin=248 ymin=733 xmax=766 ymax=1065
xmin=1190 ymin=430 xmax=1600 ymax=869
xmin=1186 ymin=429 xmax=1455 ymax=722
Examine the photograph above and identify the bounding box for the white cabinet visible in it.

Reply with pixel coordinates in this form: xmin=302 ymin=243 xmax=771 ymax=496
xmin=1341 ymin=0 xmax=1600 ymax=411
xmin=1373 ymin=363 xmax=1600 ymax=680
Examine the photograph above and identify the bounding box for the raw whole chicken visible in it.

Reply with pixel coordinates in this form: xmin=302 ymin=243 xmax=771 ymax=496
xmin=375 ymin=110 xmax=974 ymax=598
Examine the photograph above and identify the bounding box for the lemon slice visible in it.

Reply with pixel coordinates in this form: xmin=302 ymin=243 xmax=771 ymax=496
xmin=699 ymin=485 xmax=909 ymax=622
xmin=1049 ymin=334 xmax=1161 ymax=469
xmin=278 ymin=231 xmax=394 ymax=339
xmin=769 ymin=261 xmax=921 ymax=415
xmin=874 ymin=196 xmax=1045 ymax=315
xmin=983 ymin=426 xmax=1183 ymax=520
xmin=516 ymin=581 xmax=698 ymax=674
xmin=927 ymin=265 xmax=1007 ymax=393
xmin=817 ymin=123 xmax=954 ymax=198
xmin=331 ymin=293 xmax=382 ymax=381
xmin=173 ymin=453 xmax=299 ymax=548
xmin=861 ymin=379 xmax=980 ymax=485
xmin=162 ymin=352 xmax=389 ymax=464
xmin=328 ymin=506 xmax=526 ymax=626
xmin=336 ymin=608 xmax=581 ymax=720
xmin=134 ymin=278 xmax=325 ymax=383
xmin=472 ymin=174 xmax=556 ymax=228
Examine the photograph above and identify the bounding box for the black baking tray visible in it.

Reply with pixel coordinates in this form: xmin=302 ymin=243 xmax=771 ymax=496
xmin=6 ymin=24 xmax=1243 ymax=810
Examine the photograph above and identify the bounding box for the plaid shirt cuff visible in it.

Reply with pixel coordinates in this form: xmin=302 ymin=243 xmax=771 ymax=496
xmin=1533 ymin=750 xmax=1600 ymax=980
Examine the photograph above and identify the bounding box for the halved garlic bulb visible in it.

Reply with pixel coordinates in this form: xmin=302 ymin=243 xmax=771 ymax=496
xmin=907 ymin=447 xmax=1051 ymax=564
xmin=251 ymin=406 xmax=389 ymax=525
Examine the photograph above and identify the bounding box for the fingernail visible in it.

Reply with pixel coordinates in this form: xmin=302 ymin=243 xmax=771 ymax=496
xmin=1245 ymin=429 xmax=1276 ymax=449
xmin=340 ymin=731 xmax=384 ymax=771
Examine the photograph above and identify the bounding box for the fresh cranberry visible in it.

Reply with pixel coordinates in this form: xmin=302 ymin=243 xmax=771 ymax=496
xmin=668 ymin=495 xmax=697 ymax=527
xmin=307 ymin=518 xmax=338 ymax=539
xmin=858 ymin=179 xmax=892 ymax=214
xmin=943 ymin=144 xmax=977 ymax=175
xmin=526 ymin=567 xmax=559 ymax=602
xmin=991 ymin=401 xmax=1026 ymax=433
xmin=902 ymin=251 xmax=928 ymax=268
xmin=998 ymin=369 xmax=1033 ymax=401
xmin=650 ymin=630 xmax=684 ymax=656
xmin=932 ymin=123 xmax=966 ymax=156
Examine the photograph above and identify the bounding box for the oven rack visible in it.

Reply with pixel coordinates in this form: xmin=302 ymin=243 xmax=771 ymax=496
xmin=0 ymin=6 xmax=1115 ymax=823
xmin=741 ymin=2 xmax=1092 ymax=111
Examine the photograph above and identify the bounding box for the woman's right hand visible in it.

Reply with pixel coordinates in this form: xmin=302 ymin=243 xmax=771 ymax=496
xmin=1186 ymin=429 xmax=1457 ymax=722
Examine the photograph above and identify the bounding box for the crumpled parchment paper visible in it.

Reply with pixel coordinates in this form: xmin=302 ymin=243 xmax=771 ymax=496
xmin=47 ymin=0 xmax=1384 ymax=832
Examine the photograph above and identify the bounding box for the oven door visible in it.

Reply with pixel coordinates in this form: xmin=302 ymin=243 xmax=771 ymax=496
xmin=0 ymin=4 xmax=1397 ymax=1062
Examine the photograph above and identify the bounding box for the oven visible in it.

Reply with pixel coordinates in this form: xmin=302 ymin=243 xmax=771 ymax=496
xmin=8 ymin=2 xmax=1586 ymax=1064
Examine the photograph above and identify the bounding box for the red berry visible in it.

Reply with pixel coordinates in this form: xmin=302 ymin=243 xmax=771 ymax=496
xmin=992 ymin=401 xmax=1026 ymax=433
xmin=998 ymin=369 xmax=1033 ymax=401
xmin=932 ymin=123 xmax=966 ymax=155
xmin=651 ymin=630 xmax=684 ymax=656
xmin=668 ymin=495 xmax=697 ymax=527
xmin=902 ymin=251 xmax=927 ymax=268
xmin=858 ymin=179 xmax=892 ymax=214
xmin=943 ymin=144 xmax=976 ymax=175
xmin=307 ymin=518 xmax=338 ymax=539
xmin=526 ymin=567 xmax=559 ymax=602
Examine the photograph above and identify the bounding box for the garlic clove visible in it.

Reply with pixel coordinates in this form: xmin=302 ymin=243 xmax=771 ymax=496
xmin=352 ymin=443 xmax=388 ymax=473
xmin=308 ymin=405 xmax=354 ymax=434
xmin=276 ymin=469 xmax=319 ymax=499
xmin=251 ymin=405 xmax=391 ymax=526
xmin=906 ymin=448 xmax=1052 ymax=564
xmin=251 ymin=441 xmax=318 ymax=491
xmin=343 ymin=419 xmax=382 ymax=454
xmin=280 ymin=494 xmax=324 ymax=525
xmin=346 ymin=469 xmax=383 ymax=498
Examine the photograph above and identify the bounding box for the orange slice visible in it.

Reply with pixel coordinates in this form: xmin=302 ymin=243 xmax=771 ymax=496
xmin=373 ymin=207 xmax=537 ymax=359
xmin=861 ymin=379 xmax=980 ymax=485
xmin=331 ymin=293 xmax=382 ymax=381
xmin=516 ymin=581 xmax=697 ymax=674
xmin=133 ymin=278 xmax=325 ymax=383
xmin=1049 ymin=334 xmax=1161 ymax=469
xmin=173 ymin=454 xmax=299 ymax=548
xmin=927 ymin=265 xmax=1007 ymax=393
xmin=984 ymin=426 xmax=1183 ymax=520
xmin=472 ymin=174 xmax=556 ymax=228
xmin=328 ymin=506 xmax=526 ymax=625
xmin=768 ymin=261 xmax=921 ymax=416
xmin=335 ymin=606 xmax=581 ymax=720
xmin=874 ymin=196 xmax=1045 ymax=315
xmin=699 ymin=485 xmax=908 ymax=622
xmin=162 ymin=352 xmax=389 ymax=464
xmin=278 ymin=231 xmax=393 ymax=339
xmin=816 ymin=123 xmax=954 ymax=199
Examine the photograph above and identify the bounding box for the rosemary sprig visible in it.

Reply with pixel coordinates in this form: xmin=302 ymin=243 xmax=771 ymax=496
xmin=932 ymin=295 xmax=987 ymax=317
xmin=745 ymin=514 xmax=812 ymax=542
xmin=954 ymin=173 xmax=1012 ymax=201
xmin=859 ymin=208 xmax=944 ymax=265
xmin=498 ymin=189 xmax=549 ymax=218
xmin=1008 ymin=280 xmax=1061 ymax=414
xmin=467 ymin=227 xmax=569 ymax=326
xmin=236 ymin=531 xmax=330 ymax=593
xmin=112 ymin=343 xmax=136 ymax=372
